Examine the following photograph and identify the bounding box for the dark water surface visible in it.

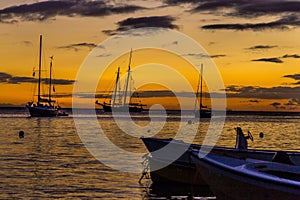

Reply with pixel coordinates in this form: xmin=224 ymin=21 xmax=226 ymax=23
xmin=0 ymin=108 xmax=299 ymax=199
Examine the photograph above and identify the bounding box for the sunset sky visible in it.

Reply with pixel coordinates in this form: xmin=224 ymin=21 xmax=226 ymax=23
xmin=0 ymin=0 xmax=299 ymax=111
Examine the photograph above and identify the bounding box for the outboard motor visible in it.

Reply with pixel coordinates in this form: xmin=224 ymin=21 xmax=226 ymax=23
xmin=235 ymin=127 xmax=253 ymax=150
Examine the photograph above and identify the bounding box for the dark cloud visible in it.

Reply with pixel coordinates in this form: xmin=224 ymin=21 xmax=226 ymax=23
xmin=201 ymin=21 xmax=285 ymax=31
xmin=8 ymin=76 xmax=36 ymax=84
xmin=92 ymin=90 xmax=211 ymax=99
xmin=251 ymin=57 xmax=283 ymax=63
xmin=282 ymin=54 xmax=300 ymax=59
xmin=0 ymin=0 xmax=145 ymax=23
xmin=270 ymin=102 xmax=281 ymax=108
xmin=43 ymin=78 xmax=75 ymax=85
xmin=132 ymin=90 xmax=176 ymax=98
xmin=183 ymin=53 xmax=209 ymax=58
xmin=0 ymin=16 xmax=18 ymax=24
xmin=249 ymin=99 xmax=260 ymax=103
xmin=202 ymin=15 xmax=300 ymax=31
xmin=192 ymin=0 xmax=245 ymax=12
xmin=246 ymin=45 xmax=278 ymax=50
xmin=211 ymin=54 xmax=226 ymax=58
xmin=57 ymin=43 xmax=97 ymax=51
xmin=191 ymin=0 xmax=300 ymax=17
xmin=183 ymin=53 xmax=226 ymax=59
xmin=97 ymin=53 xmax=112 ymax=58
xmin=283 ymin=74 xmax=300 ymax=85
xmin=251 ymin=54 xmax=299 ymax=64
xmin=283 ymin=74 xmax=300 ymax=81
xmin=0 ymin=72 xmax=74 ymax=85
xmin=103 ymin=16 xmax=178 ymax=35
xmin=163 ymin=0 xmax=200 ymax=5
xmin=235 ymin=1 xmax=300 ymax=17
xmin=92 ymin=85 xmax=300 ymax=105
xmin=225 ymin=85 xmax=300 ymax=99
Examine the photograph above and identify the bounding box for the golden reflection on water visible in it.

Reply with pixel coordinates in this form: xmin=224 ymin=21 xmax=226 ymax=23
xmin=0 ymin=112 xmax=299 ymax=199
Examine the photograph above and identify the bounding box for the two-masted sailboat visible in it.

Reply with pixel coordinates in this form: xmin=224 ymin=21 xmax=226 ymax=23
xmin=195 ymin=64 xmax=211 ymax=118
xmin=26 ymin=35 xmax=67 ymax=117
xmin=96 ymin=49 xmax=146 ymax=112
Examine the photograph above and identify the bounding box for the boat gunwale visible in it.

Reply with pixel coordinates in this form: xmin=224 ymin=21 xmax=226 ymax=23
xmin=141 ymin=137 xmax=300 ymax=156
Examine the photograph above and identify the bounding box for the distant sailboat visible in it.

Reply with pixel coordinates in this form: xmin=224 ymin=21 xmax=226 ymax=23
xmin=26 ymin=35 xmax=68 ymax=117
xmin=195 ymin=64 xmax=211 ymax=118
xmin=96 ymin=49 xmax=146 ymax=112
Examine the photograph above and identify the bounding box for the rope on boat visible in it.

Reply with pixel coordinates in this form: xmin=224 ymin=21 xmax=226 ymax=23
xmin=139 ymin=153 xmax=150 ymax=184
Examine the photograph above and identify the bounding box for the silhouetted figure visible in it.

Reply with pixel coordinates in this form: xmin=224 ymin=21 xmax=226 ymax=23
xmin=235 ymin=127 xmax=253 ymax=150
xmin=19 ymin=131 xmax=24 ymax=138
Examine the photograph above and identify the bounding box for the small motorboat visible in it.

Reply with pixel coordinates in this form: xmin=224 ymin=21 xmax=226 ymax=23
xmin=190 ymin=150 xmax=300 ymax=200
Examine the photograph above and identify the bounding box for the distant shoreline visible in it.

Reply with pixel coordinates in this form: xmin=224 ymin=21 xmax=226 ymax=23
xmin=1 ymin=106 xmax=299 ymax=116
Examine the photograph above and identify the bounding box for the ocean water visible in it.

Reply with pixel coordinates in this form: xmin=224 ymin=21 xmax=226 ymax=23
xmin=0 ymin=108 xmax=299 ymax=199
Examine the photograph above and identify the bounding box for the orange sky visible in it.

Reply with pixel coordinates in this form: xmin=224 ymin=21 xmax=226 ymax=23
xmin=0 ymin=0 xmax=299 ymax=111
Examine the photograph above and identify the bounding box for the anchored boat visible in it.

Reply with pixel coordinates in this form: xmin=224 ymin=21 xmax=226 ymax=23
xmin=194 ymin=64 xmax=211 ymax=118
xmin=96 ymin=49 xmax=146 ymax=112
xmin=26 ymin=35 xmax=68 ymax=117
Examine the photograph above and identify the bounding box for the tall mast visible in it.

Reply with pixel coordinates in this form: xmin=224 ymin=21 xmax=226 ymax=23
xmin=123 ymin=49 xmax=132 ymax=106
xmin=194 ymin=67 xmax=201 ymax=111
xmin=112 ymin=66 xmax=120 ymax=107
xmin=199 ymin=64 xmax=203 ymax=109
xmin=49 ymin=56 xmax=53 ymax=105
xmin=37 ymin=35 xmax=42 ymax=105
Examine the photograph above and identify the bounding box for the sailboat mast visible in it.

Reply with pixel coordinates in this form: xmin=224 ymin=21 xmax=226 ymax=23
xmin=49 ymin=56 xmax=53 ymax=105
xmin=37 ymin=35 xmax=42 ymax=105
xmin=194 ymin=68 xmax=201 ymax=111
xmin=199 ymin=64 xmax=204 ymax=109
xmin=123 ymin=49 xmax=132 ymax=106
xmin=112 ymin=66 xmax=120 ymax=107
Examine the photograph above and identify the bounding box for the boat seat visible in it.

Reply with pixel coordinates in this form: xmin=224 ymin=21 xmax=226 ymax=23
xmin=272 ymin=151 xmax=295 ymax=165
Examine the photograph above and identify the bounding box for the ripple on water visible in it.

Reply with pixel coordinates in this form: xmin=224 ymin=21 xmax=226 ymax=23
xmin=0 ymin=114 xmax=299 ymax=199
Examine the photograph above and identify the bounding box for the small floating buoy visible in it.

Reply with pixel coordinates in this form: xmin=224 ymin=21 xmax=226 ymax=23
xmin=19 ymin=131 xmax=24 ymax=138
xmin=259 ymin=132 xmax=264 ymax=138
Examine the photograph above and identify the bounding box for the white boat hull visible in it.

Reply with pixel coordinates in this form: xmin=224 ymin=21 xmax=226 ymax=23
xmin=191 ymin=151 xmax=300 ymax=200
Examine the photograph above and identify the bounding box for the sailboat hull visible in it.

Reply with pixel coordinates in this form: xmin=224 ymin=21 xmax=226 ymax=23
xmin=26 ymin=105 xmax=58 ymax=117
xmin=195 ymin=110 xmax=212 ymax=118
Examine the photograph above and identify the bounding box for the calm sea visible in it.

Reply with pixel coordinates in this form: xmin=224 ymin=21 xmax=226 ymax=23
xmin=0 ymin=107 xmax=299 ymax=199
